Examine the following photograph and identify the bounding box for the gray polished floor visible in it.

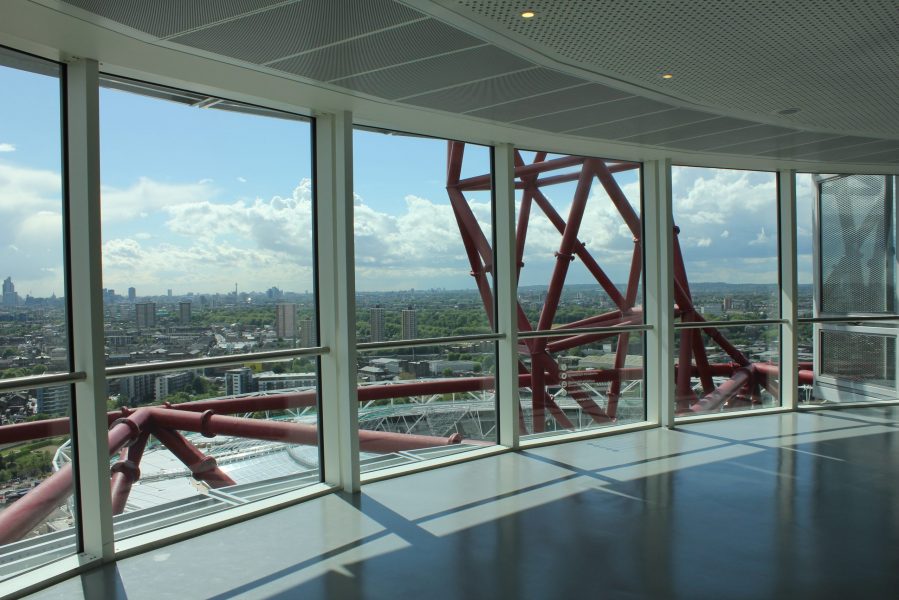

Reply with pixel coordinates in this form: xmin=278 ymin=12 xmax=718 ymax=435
xmin=25 ymin=407 xmax=899 ymax=599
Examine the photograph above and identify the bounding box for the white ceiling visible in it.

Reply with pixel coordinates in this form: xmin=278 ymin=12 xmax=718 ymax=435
xmin=50 ymin=0 xmax=899 ymax=165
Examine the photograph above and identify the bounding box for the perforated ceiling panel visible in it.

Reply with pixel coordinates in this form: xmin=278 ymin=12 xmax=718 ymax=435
xmin=268 ymin=19 xmax=483 ymax=82
xmin=169 ymin=0 xmax=423 ymax=64
xmin=447 ymin=0 xmax=899 ymax=139
xmin=51 ymin=0 xmax=899 ymax=164
xmin=403 ymin=67 xmax=583 ymax=112
xmin=60 ymin=0 xmax=287 ymax=38
xmin=331 ymin=45 xmax=531 ymax=100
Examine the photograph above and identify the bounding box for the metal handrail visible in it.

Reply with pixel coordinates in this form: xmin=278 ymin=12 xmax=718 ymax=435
xmin=518 ymin=324 xmax=651 ymax=339
xmin=674 ymin=318 xmax=785 ymax=330
xmin=106 ymin=346 xmax=329 ymax=378
xmin=357 ymin=333 xmax=503 ymax=351
xmin=0 ymin=371 xmax=86 ymax=394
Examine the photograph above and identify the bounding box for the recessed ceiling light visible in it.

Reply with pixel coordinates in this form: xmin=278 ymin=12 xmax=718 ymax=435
xmin=661 ymin=73 xmax=674 ymax=79
xmin=521 ymin=10 xmax=536 ymax=19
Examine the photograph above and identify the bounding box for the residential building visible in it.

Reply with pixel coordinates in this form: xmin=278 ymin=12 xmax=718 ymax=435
xmin=369 ymin=305 xmax=385 ymax=342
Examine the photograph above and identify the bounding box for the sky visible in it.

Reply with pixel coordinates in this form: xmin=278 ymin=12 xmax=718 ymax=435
xmin=0 ymin=59 xmax=818 ymax=298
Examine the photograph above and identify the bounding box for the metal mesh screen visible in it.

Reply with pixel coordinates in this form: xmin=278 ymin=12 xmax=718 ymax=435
xmin=820 ymin=329 xmax=895 ymax=388
xmin=819 ymin=175 xmax=893 ymax=314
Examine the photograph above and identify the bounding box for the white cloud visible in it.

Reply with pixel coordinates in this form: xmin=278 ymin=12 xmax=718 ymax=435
xmin=0 ymin=162 xmax=65 ymax=295
xmin=100 ymin=177 xmax=216 ymax=222
xmin=0 ymin=143 xmax=15 ymax=152
xmin=749 ymin=227 xmax=769 ymax=245
xmin=236 ymin=176 xmax=247 ymax=183
xmin=672 ymin=167 xmax=780 ymax=282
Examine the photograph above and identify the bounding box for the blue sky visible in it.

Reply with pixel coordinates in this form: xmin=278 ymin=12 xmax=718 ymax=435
xmin=0 ymin=61 xmax=815 ymax=298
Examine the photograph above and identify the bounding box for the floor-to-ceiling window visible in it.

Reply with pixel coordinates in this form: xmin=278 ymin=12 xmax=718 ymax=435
xmin=797 ymin=173 xmax=898 ymax=405
xmin=672 ymin=166 xmax=782 ymax=417
xmin=0 ymin=47 xmax=78 ymax=581
xmin=512 ymin=149 xmax=646 ymax=438
xmin=98 ymin=76 xmax=321 ymax=539
xmin=353 ymin=129 xmax=499 ymax=472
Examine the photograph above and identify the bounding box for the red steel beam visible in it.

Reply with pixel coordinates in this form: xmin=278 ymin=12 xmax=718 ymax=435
xmin=545 ymin=313 xmax=643 ymax=354
xmin=537 ymin=159 xmax=600 ymax=333
xmin=530 ymin=187 xmax=628 ymax=310
xmin=150 ymin=426 xmax=236 ymax=488
xmin=593 ymin=161 xmax=641 ymax=239
xmin=0 ymin=410 xmax=151 ymax=545
xmin=688 ymin=367 xmax=754 ymax=413
xmin=110 ymin=431 xmax=150 ymax=515
xmin=456 ymin=155 xmax=586 ymax=189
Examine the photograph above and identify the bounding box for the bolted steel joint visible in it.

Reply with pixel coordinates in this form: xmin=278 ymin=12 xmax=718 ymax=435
xmin=110 ymin=459 xmax=141 ymax=482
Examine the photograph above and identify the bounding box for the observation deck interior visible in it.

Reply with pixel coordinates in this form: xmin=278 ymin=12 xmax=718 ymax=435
xmin=0 ymin=0 xmax=898 ymax=598
xmin=25 ymin=407 xmax=899 ymax=600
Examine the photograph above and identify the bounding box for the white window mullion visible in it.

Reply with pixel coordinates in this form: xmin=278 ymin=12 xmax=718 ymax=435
xmin=66 ymin=58 xmax=114 ymax=560
xmin=779 ymin=169 xmax=799 ymax=410
xmin=315 ymin=111 xmax=360 ymax=492
xmin=493 ymin=143 xmax=520 ymax=448
xmin=644 ymin=159 xmax=675 ymax=427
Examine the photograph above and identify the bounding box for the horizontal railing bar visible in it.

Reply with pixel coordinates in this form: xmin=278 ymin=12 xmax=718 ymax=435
xmin=357 ymin=333 xmax=503 ymax=351
xmin=518 ymin=324 xmax=651 ymax=339
xmin=106 ymin=347 xmax=329 ymax=378
xmin=0 ymin=372 xmax=86 ymax=394
xmin=797 ymin=315 xmax=899 ymax=324
xmin=674 ymin=319 xmax=785 ymax=330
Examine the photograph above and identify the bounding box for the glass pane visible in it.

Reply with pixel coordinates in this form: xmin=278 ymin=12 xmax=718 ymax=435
xmin=520 ymin=333 xmax=645 ymax=439
xmin=818 ymin=174 xmax=893 ymax=314
xmin=0 ymin=386 xmax=76 ymax=581
xmin=672 ymin=166 xmax=779 ymax=318
xmin=357 ymin=342 xmax=496 ymax=473
xmin=0 ymin=50 xmax=68 ymax=376
xmin=514 ymin=150 xmax=643 ymax=331
xmin=802 ymin=323 xmax=898 ymax=405
xmin=108 ymin=359 xmax=320 ymax=541
xmin=674 ymin=324 xmax=781 ymax=416
xmin=0 ymin=49 xmax=75 ymax=579
xmin=97 ymin=77 xmax=319 ymax=540
xmin=99 ymin=78 xmax=316 ymax=366
xmin=353 ymin=130 xmax=493 ymax=341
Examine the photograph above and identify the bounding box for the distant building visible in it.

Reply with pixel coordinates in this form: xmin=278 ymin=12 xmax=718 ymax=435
xmin=135 ymin=302 xmax=156 ymax=330
xmin=428 ymin=359 xmax=476 ymax=375
xmin=179 ymin=301 xmax=191 ymax=325
xmin=401 ymin=305 xmax=417 ymax=340
xmin=702 ymin=304 xmax=723 ymax=315
xmin=407 ymin=361 xmax=431 ymax=377
xmin=225 ymin=367 xmax=254 ymax=396
xmin=255 ymin=371 xmax=317 ymax=392
xmin=35 ymin=386 xmax=70 ymax=416
xmin=127 ymin=286 xmax=136 ymax=302
xmin=154 ymin=371 xmax=190 ymax=403
xmin=276 ymin=303 xmax=297 ymax=341
xmin=119 ymin=373 xmax=157 ymax=405
xmin=371 ymin=357 xmax=401 ymax=374
xmin=358 ymin=365 xmax=386 ymax=382
xmin=369 ymin=305 xmax=385 ymax=342
xmin=299 ymin=319 xmax=315 ymax=347
xmin=167 ymin=289 xmax=172 ymax=298
xmin=2 ymin=276 xmax=18 ymax=307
